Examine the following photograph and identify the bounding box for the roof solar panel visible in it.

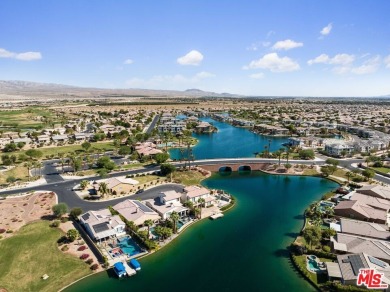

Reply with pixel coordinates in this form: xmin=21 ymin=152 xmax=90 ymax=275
xmin=349 ymin=255 xmax=365 ymax=276
xmin=81 ymin=213 xmax=90 ymax=220
xmin=134 ymin=200 xmax=154 ymax=213
xmin=93 ymin=222 xmax=109 ymax=233
xmin=368 ymin=256 xmax=387 ymax=268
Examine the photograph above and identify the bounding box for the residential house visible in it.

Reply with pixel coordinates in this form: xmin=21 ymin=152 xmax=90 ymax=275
xmin=334 ymin=200 xmax=387 ymax=224
xmin=104 ymin=177 xmax=138 ymax=195
xmin=112 ymin=199 xmax=160 ymax=226
xmin=182 ymin=185 xmax=216 ymax=207
xmin=357 ymin=185 xmax=390 ymax=200
xmin=145 ymin=190 xmax=188 ymax=220
xmin=79 ymin=209 xmax=126 ymax=241
xmin=339 ymin=218 xmax=390 ymax=240
xmin=332 ymin=233 xmax=390 ymax=263
xmin=335 ymin=253 xmax=390 ymax=286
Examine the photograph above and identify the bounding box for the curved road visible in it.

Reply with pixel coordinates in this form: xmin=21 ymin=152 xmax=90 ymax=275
xmin=1 ymin=157 xmax=389 ymax=211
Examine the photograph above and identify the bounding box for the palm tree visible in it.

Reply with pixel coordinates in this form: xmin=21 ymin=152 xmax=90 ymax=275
xmin=285 ymin=147 xmax=291 ymax=164
xmin=24 ymin=162 xmax=32 ymax=181
xmin=80 ymin=180 xmax=89 ymax=190
xmin=197 ymin=198 xmax=206 ymax=219
xmin=274 ymin=150 xmax=282 ymax=166
xmin=58 ymin=152 xmax=65 ymax=173
xmin=264 ymin=145 xmax=268 ymax=158
xmin=170 ymin=211 xmax=180 ymax=234
xmin=144 ymin=219 xmax=153 ymax=238
xmin=98 ymin=182 xmax=109 ymax=198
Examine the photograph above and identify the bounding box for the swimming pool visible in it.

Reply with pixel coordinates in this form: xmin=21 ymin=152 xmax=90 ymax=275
xmin=117 ymin=236 xmax=142 ymax=256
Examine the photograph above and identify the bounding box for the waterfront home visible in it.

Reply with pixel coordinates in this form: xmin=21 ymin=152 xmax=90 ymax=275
xmin=357 ymin=185 xmax=390 ymax=200
xmin=145 ymin=191 xmax=189 ymax=220
xmin=79 ymin=209 xmax=126 ymax=241
xmin=195 ymin=121 xmax=212 ymax=133
xmin=104 ymin=177 xmax=138 ymax=195
xmin=339 ymin=218 xmax=390 ymax=240
xmin=112 ymin=199 xmax=160 ymax=226
xmin=331 ymin=233 xmax=390 ymax=263
xmin=348 ymin=193 xmax=390 ymax=211
xmin=335 ymin=253 xmax=390 ymax=286
xmin=182 ymin=185 xmax=216 ymax=207
xmin=334 ymin=200 xmax=387 ymax=224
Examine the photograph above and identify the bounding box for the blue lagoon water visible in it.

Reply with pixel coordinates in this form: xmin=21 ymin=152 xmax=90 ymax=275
xmin=169 ymin=117 xmax=288 ymax=160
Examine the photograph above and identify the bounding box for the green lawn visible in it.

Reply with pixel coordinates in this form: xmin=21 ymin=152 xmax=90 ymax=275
xmin=0 ymin=107 xmax=60 ymax=130
xmin=0 ymin=221 xmax=92 ymax=292
xmin=371 ymin=167 xmax=390 ymax=174
xmin=293 ymin=255 xmax=331 ymax=286
xmin=9 ymin=142 xmax=115 ymax=159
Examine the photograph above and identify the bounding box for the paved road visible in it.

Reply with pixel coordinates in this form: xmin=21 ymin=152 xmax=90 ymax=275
xmin=2 ymin=156 xmax=390 ymax=212
xmin=146 ymin=114 xmax=160 ymax=134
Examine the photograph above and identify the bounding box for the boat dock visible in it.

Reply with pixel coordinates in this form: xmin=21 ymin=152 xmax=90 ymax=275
xmin=123 ymin=262 xmax=137 ymax=276
xmin=210 ymin=213 xmax=224 ymax=220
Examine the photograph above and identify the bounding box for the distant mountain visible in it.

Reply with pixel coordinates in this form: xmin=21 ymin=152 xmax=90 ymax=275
xmin=0 ymin=80 xmax=242 ymax=99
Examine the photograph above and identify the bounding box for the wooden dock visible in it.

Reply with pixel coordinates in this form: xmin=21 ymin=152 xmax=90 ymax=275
xmin=123 ymin=262 xmax=137 ymax=276
xmin=210 ymin=213 xmax=224 ymax=220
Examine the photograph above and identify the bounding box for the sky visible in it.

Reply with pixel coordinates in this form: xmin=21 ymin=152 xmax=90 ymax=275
xmin=1 ymin=0 xmax=390 ymax=97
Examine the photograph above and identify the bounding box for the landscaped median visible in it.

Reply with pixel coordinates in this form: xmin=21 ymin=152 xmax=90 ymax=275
xmin=0 ymin=221 xmax=92 ymax=292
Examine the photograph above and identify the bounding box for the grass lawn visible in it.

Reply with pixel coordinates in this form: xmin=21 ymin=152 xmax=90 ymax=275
xmin=371 ymin=167 xmax=390 ymax=173
xmin=0 ymin=221 xmax=91 ymax=292
xmin=0 ymin=165 xmax=29 ymax=185
xmin=172 ymin=170 xmax=205 ymax=186
xmin=302 ymin=169 xmax=319 ymax=176
xmin=332 ymin=169 xmax=350 ymax=180
xmin=294 ymin=255 xmax=330 ymax=286
xmin=0 ymin=107 xmax=60 ymax=130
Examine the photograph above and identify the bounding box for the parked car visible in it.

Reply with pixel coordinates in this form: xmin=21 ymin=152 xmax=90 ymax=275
xmin=136 ymin=189 xmax=144 ymax=194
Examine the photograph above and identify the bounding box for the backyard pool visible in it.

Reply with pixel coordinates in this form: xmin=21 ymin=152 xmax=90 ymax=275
xmin=117 ymin=236 xmax=142 ymax=256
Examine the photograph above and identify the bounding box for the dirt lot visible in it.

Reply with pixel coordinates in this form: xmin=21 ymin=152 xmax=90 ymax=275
xmin=0 ymin=191 xmax=56 ymax=238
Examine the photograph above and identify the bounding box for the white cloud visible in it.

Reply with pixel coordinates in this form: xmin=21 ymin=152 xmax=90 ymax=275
xmin=244 ymin=53 xmax=300 ymax=72
xmin=350 ymin=55 xmax=381 ymax=75
xmin=320 ymin=23 xmax=333 ymax=36
xmin=177 ymin=50 xmax=203 ymax=66
xmin=272 ymin=39 xmax=303 ymax=51
xmin=309 ymin=53 xmax=380 ymax=75
xmin=249 ymin=73 xmax=265 ymax=79
xmin=126 ymin=71 xmax=215 ymax=88
xmin=385 ymin=55 xmax=390 ymax=68
xmin=308 ymin=53 xmax=355 ymax=66
xmin=0 ymin=48 xmax=15 ymax=58
xmin=123 ymin=59 xmax=134 ymax=65
xmin=0 ymin=48 xmax=42 ymax=61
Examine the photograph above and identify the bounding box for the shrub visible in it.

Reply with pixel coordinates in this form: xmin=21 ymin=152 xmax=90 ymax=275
xmin=70 ymin=207 xmax=83 ymax=220
xmin=6 ymin=230 xmax=13 ymax=233
xmin=80 ymin=254 xmax=90 ymax=260
xmin=90 ymin=263 xmax=99 ymax=270
xmin=78 ymin=245 xmax=87 ymax=251
xmin=85 ymin=258 xmax=93 ymax=265
xmin=50 ymin=220 xmax=60 ymax=227
xmin=61 ymin=245 xmax=69 ymax=251
xmin=60 ymin=217 xmax=69 ymax=223
xmin=322 ymin=245 xmax=331 ymax=252
xmin=0 ymin=229 xmax=6 ymax=234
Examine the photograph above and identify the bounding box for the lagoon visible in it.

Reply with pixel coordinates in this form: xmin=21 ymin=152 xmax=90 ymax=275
xmin=66 ymin=172 xmax=337 ymax=292
xmin=169 ymin=117 xmax=288 ymax=160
